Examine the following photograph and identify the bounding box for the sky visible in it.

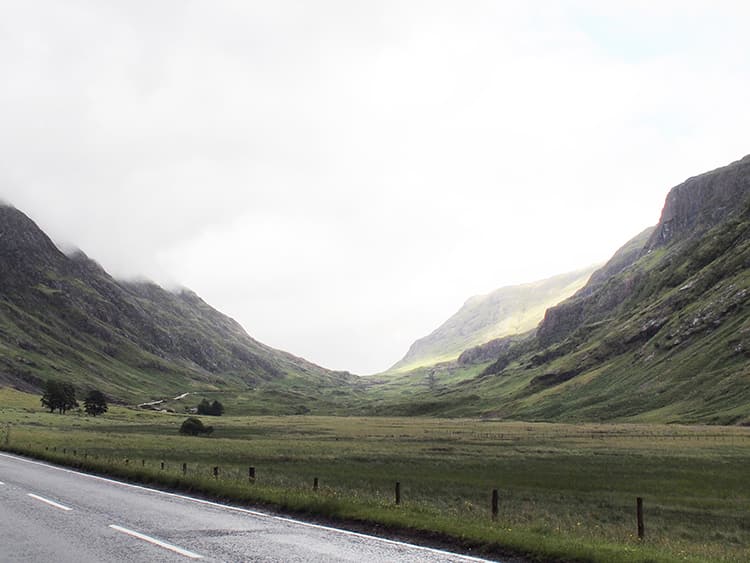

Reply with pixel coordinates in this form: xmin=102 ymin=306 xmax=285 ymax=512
xmin=1 ymin=1 xmax=749 ymax=374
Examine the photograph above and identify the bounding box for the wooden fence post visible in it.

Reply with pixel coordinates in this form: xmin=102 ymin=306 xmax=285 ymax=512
xmin=248 ymin=466 xmax=256 ymax=482
xmin=313 ymin=477 xmax=319 ymax=491
xmin=160 ymin=461 xmax=165 ymax=470
xmin=182 ymin=462 xmax=187 ymax=475
xmin=213 ymin=466 xmax=219 ymax=479
xmin=637 ymin=497 xmax=645 ymax=540
xmin=395 ymin=482 xmax=401 ymax=505
xmin=491 ymin=489 xmax=499 ymax=520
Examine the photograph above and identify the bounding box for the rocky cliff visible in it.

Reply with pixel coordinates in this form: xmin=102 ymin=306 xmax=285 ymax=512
xmin=648 ymin=154 xmax=750 ymax=249
xmin=536 ymin=156 xmax=750 ymax=348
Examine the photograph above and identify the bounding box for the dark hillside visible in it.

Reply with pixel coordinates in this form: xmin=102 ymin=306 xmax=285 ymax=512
xmin=0 ymin=205 xmax=352 ymax=403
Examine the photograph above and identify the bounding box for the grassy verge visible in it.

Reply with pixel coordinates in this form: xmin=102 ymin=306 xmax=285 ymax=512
xmin=1 ymin=388 xmax=748 ymax=562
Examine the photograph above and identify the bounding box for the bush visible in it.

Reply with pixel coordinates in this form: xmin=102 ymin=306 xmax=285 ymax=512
xmin=179 ymin=417 xmax=214 ymax=436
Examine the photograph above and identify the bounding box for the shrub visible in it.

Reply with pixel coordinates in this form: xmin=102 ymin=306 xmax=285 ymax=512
xmin=179 ymin=417 xmax=214 ymax=436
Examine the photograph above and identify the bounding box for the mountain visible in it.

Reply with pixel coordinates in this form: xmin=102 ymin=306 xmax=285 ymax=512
xmin=370 ymin=155 xmax=750 ymax=424
xmin=4 ymin=153 xmax=750 ymax=423
xmin=0 ymin=204 xmax=354 ymax=407
xmin=390 ymin=267 xmax=596 ymax=373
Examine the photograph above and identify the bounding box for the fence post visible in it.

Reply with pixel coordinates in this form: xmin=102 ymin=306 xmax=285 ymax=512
xmin=636 ymin=497 xmax=645 ymax=540
xmin=160 ymin=461 xmax=165 ymax=470
xmin=248 ymin=466 xmax=256 ymax=482
xmin=313 ymin=477 xmax=319 ymax=491
xmin=125 ymin=459 xmax=129 ymax=465
xmin=491 ymin=489 xmax=499 ymax=520
xmin=213 ymin=466 xmax=219 ymax=479
xmin=182 ymin=462 xmax=187 ymax=475
xmin=395 ymin=482 xmax=401 ymax=505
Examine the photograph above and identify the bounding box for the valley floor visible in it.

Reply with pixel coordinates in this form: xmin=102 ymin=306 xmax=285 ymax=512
xmin=1 ymin=388 xmax=749 ymax=563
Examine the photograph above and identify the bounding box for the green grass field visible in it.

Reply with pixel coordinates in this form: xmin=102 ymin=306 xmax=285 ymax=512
xmin=1 ymin=388 xmax=748 ymax=562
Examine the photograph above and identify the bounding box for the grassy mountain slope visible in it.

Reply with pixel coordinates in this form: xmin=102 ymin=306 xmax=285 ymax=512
xmin=0 ymin=205 xmax=355 ymax=407
xmin=390 ymin=267 xmax=596 ymax=373
xmin=366 ymin=155 xmax=750 ymax=424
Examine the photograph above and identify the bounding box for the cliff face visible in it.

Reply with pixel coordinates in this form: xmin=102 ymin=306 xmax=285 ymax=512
xmin=648 ymin=155 xmax=750 ymax=249
xmin=536 ymin=155 xmax=750 ymax=348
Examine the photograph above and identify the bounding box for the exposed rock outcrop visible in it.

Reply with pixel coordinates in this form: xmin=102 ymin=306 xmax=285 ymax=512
xmin=536 ymin=155 xmax=750 ymax=348
xmin=648 ymin=155 xmax=750 ymax=249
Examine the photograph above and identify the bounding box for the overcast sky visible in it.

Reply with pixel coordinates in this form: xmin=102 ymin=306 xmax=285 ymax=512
xmin=1 ymin=1 xmax=749 ymax=374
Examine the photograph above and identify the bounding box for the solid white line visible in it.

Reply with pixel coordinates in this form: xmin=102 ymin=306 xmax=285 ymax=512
xmin=0 ymin=452 xmax=492 ymax=562
xmin=27 ymin=493 xmax=72 ymax=511
xmin=109 ymin=525 xmax=203 ymax=559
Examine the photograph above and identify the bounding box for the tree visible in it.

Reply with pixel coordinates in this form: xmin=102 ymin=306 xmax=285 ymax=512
xmin=196 ymin=398 xmax=224 ymax=416
xmin=83 ymin=389 xmax=108 ymax=416
xmin=40 ymin=380 xmax=78 ymax=414
xmin=179 ymin=417 xmax=214 ymax=436
xmin=196 ymin=398 xmax=211 ymax=415
xmin=209 ymin=399 xmax=224 ymax=416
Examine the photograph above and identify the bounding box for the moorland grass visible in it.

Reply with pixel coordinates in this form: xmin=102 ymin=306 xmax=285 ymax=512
xmin=1 ymin=388 xmax=748 ymax=562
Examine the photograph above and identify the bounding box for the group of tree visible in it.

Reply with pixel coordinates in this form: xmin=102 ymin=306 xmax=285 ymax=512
xmin=40 ymin=380 xmax=107 ymax=416
xmin=179 ymin=417 xmax=214 ymax=436
xmin=41 ymin=380 xmax=78 ymax=414
xmin=196 ymin=398 xmax=224 ymax=416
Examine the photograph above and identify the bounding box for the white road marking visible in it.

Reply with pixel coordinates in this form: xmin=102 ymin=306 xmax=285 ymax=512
xmin=109 ymin=525 xmax=203 ymax=559
xmin=27 ymin=493 xmax=72 ymax=511
xmin=0 ymin=481 xmax=5 ymax=485
xmin=0 ymin=452 xmax=492 ymax=562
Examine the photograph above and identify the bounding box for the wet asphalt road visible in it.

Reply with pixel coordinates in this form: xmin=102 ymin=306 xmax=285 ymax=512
xmin=0 ymin=452 xmax=498 ymax=562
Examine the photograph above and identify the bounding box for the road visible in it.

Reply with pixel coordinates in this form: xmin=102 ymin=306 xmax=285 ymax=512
xmin=0 ymin=452 xmax=498 ymax=562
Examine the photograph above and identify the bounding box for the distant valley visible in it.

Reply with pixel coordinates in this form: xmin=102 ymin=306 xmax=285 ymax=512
xmin=1 ymin=154 xmax=749 ymax=424
xmin=389 ymin=266 xmax=597 ymax=373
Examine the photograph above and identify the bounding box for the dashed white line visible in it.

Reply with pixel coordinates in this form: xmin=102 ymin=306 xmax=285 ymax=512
xmin=109 ymin=525 xmax=203 ymax=559
xmin=27 ymin=493 xmax=72 ymax=511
